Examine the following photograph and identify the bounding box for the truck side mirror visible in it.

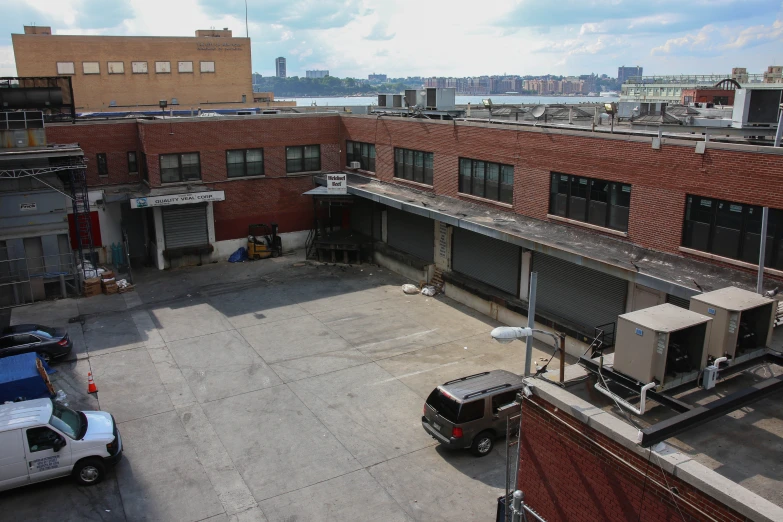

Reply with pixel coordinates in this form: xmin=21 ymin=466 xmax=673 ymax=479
xmin=52 ymin=437 xmax=65 ymax=452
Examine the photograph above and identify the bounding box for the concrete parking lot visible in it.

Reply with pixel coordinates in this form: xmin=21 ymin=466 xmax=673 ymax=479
xmin=0 ymin=252 xmax=556 ymax=521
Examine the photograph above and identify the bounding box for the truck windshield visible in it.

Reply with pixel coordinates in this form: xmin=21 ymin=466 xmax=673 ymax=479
xmin=49 ymin=401 xmax=83 ymax=439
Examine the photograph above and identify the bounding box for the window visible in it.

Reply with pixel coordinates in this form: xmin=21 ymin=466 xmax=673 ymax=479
xmin=200 ymin=61 xmax=215 ymax=73
xmin=491 ymin=391 xmax=518 ymax=414
xmin=56 ymin=62 xmax=75 ymax=75
xmin=155 ymin=61 xmax=171 ymax=74
xmin=286 ymin=145 xmax=321 ymax=173
xmin=131 ymin=61 xmax=148 ymax=74
xmin=128 ymin=151 xmax=138 ymax=174
xmin=178 ymin=61 xmax=193 ymax=73
xmin=160 ymin=153 xmax=201 ymax=183
xmin=96 ymin=153 xmax=108 ymax=176
xmin=226 ymin=149 xmax=264 ymax=178
xmin=549 ymin=173 xmax=630 ymax=232
xmin=457 ymin=399 xmax=485 ymax=423
xmin=107 ymin=61 xmax=124 ymax=74
xmin=346 ymin=141 xmax=375 ymax=172
xmin=393 ymin=147 xmax=434 ymax=185
xmin=682 ymin=195 xmax=783 ymax=269
xmin=26 ymin=427 xmax=61 ymax=453
xmin=82 ymin=62 xmax=100 ymax=74
xmin=459 ymin=158 xmax=513 ymax=204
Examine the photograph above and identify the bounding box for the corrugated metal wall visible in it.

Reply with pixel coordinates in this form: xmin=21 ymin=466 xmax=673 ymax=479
xmin=387 ymin=208 xmax=434 ymax=262
xmin=452 ymin=227 xmax=521 ymax=295
xmin=532 ymin=252 xmax=627 ymax=333
xmin=163 ymin=204 xmax=208 ymax=249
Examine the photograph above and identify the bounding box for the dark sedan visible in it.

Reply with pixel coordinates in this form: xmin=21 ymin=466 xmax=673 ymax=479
xmin=0 ymin=324 xmax=72 ymax=362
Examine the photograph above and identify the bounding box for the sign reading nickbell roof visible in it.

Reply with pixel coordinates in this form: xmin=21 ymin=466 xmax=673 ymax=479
xmin=327 ymin=173 xmax=347 ymax=194
xmin=129 ymin=191 xmax=225 ymax=209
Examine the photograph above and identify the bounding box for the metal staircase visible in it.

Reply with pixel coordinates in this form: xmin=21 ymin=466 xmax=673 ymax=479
xmin=68 ymin=160 xmax=96 ymax=279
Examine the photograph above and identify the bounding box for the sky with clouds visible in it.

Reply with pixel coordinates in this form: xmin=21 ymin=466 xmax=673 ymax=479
xmin=1 ymin=0 xmax=782 ymax=78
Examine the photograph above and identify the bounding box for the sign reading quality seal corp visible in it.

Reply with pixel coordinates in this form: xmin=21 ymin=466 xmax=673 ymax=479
xmin=130 ymin=191 xmax=225 ymax=209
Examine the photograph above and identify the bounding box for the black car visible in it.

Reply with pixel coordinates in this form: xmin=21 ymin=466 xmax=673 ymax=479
xmin=0 ymin=324 xmax=72 ymax=362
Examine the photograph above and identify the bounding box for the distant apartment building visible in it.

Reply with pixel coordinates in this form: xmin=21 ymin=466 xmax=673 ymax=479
xmin=11 ymin=26 xmax=270 ymax=112
xmin=731 ymin=67 xmax=749 ymax=83
xmin=764 ymin=65 xmax=783 ymax=83
xmin=275 ymin=57 xmax=287 ymax=78
xmin=368 ymin=73 xmax=387 ymax=82
xmin=306 ymin=70 xmax=329 ymax=79
xmin=618 ymin=65 xmax=643 ymax=84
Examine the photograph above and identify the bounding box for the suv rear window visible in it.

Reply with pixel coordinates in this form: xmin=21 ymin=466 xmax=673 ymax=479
xmin=426 ymin=389 xmax=485 ymax=423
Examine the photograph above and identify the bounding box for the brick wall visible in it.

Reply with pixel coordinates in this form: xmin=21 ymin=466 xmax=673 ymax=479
xmin=341 ymin=115 xmax=783 ymax=260
xmin=517 ymin=396 xmax=749 ymax=522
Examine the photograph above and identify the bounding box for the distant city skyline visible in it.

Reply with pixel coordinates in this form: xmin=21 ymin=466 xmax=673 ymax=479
xmin=0 ymin=1 xmax=781 ymax=79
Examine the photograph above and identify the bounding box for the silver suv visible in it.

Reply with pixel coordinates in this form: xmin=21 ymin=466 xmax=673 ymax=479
xmin=421 ymin=370 xmax=524 ymax=457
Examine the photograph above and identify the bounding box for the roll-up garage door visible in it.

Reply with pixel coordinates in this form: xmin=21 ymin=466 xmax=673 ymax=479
xmin=351 ymin=199 xmax=382 ymax=240
xmin=453 ymin=228 xmax=520 ymax=295
xmin=387 ymin=208 xmax=434 ymax=262
xmin=531 ymin=252 xmax=626 ymax=332
xmin=163 ymin=204 xmax=208 ymax=248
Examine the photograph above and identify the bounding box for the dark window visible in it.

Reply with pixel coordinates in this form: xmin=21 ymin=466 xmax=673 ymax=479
xmin=426 ymin=389 xmax=460 ymax=423
xmin=459 ymin=158 xmax=514 ymax=203
xmin=286 ymin=145 xmax=321 ymax=173
xmin=548 ymin=172 xmax=631 ymax=232
xmin=26 ymin=426 xmax=61 ymax=453
xmin=491 ymin=391 xmax=518 ymax=413
xmin=13 ymin=334 xmax=39 ymax=345
xmin=682 ymin=195 xmax=783 ymax=269
xmin=227 ymin=149 xmax=264 ymax=178
xmin=346 ymin=141 xmax=375 ymax=172
xmin=457 ymin=399 xmax=485 ymax=423
xmin=128 ymin=151 xmax=138 ymax=174
xmin=394 ymin=148 xmax=434 ymax=185
xmin=96 ymin=153 xmax=108 ymax=176
xmin=159 ymin=153 xmax=201 ymax=183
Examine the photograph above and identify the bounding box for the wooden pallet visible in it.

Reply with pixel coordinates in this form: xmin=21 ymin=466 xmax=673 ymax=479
xmin=35 ymin=358 xmax=56 ymax=396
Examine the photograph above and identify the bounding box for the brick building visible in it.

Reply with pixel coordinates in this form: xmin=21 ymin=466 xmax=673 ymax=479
xmin=12 ymin=26 xmax=293 ymax=112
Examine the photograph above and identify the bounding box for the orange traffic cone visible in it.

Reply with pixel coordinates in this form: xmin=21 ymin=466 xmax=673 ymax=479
xmin=87 ymin=372 xmax=98 ymax=394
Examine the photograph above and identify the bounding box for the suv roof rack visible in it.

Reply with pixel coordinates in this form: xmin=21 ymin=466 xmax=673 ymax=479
xmin=443 ymin=372 xmax=491 ymax=386
xmin=463 ymin=383 xmax=512 ymax=400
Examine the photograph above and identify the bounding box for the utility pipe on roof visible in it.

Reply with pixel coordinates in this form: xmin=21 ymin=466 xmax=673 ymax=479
xmin=594 ymin=381 xmax=656 ymax=415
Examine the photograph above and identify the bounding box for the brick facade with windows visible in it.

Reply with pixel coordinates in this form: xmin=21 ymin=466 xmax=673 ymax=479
xmin=517 ymin=395 xmax=749 ymax=522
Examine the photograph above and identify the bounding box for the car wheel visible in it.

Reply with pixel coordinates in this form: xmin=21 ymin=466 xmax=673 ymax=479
xmin=72 ymin=458 xmax=106 ymax=486
xmin=470 ymin=431 xmax=494 ymax=457
xmin=40 ymin=352 xmax=51 ymax=364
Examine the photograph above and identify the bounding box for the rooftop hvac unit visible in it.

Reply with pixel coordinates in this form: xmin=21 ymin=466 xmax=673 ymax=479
xmin=377 ymin=94 xmax=397 ymax=108
xmin=425 ymin=88 xmax=456 ymax=111
xmin=731 ymin=88 xmax=783 ymax=127
xmin=392 ymin=94 xmax=403 ymax=108
xmin=689 ymin=286 xmax=775 ymax=365
xmin=612 ymin=304 xmax=712 ymax=390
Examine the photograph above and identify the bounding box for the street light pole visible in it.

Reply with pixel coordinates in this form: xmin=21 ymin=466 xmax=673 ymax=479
xmin=525 ymin=272 xmax=537 ymax=377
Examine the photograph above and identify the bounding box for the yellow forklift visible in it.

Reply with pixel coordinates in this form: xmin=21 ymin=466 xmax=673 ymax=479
xmin=247 ymin=223 xmax=282 ymax=260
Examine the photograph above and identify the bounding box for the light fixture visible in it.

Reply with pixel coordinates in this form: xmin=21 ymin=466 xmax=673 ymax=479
xmin=159 ymin=99 xmax=168 ymax=109
xmin=490 ymin=326 xmax=532 ymax=344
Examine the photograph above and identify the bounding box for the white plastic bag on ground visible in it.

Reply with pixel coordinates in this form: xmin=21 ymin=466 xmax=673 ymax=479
xmin=402 ymin=284 xmax=420 ymax=295
xmin=421 ymin=285 xmax=437 ymax=296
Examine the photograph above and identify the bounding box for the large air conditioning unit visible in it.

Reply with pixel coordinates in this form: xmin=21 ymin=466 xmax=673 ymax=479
xmin=405 ymin=89 xmax=426 ymax=108
xmin=731 ymin=87 xmax=783 ymax=127
xmin=689 ymin=286 xmax=775 ymax=365
xmin=424 ymin=88 xmax=456 ymax=110
xmin=612 ymin=304 xmax=712 ymax=390
xmin=377 ymin=94 xmax=398 ymax=108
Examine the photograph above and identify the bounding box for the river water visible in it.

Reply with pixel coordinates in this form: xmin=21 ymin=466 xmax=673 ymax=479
xmin=286 ymin=94 xmax=619 ymax=107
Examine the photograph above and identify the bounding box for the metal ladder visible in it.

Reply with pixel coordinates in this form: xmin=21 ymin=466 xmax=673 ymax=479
xmin=68 ymin=162 xmax=96 ymax=283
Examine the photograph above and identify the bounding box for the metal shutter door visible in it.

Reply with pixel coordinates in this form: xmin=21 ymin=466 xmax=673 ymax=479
xmin=452 ymin=228 xmax=520 ymax=295
xmin=387 ymin=208 xmax=434 ymax=262
xmin=163 ymin=205 xmax=208 ymax=248
xmin=531 ymin=252 xmax=626 ymax=332
xmin=351 ymin=200 xmax=381 ymax=239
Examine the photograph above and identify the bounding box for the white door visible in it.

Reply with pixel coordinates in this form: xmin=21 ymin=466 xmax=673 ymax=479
xmin=23 ymin=426 xmax=72 ymax=483
xmin=0 ymin=430 xmax=29 ymax=491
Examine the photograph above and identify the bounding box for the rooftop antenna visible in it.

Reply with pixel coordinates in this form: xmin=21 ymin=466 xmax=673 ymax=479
xmin=245 ymin=0 xmax=249 ymax=38
xmin=531 ymin=104 xmax=546 ymax=125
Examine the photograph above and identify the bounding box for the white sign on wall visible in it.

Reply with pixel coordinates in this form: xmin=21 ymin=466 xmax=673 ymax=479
xmin=19 ymin=202 xmax=37 ymax=211
xmin=129 ymin=191 xmax=225 ymax=209
xmin=327 ymin=174 xmax=348 ymax=194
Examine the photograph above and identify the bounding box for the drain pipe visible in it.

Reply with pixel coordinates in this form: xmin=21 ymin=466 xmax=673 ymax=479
xmin=594 ymin=381 xmax=656 ymax=415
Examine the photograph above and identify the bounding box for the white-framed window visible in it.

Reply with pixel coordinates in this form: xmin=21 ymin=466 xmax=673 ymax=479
xmin=82 ymin=62 xmax=100 ymax=74
xmin=178 ymin=61 xmax=193 ymax=73
xmin=56 ymin=62 xmax=75 ymax=75
xmin=131 ymin=61 xmax=148 ymax=74
xmin=155 ymin=61 xmax=171 ymax=73
xmin=200 ymin=61 xmax=215 ymax=73
xmin=107 ymin=61 xmax=124 ymax=74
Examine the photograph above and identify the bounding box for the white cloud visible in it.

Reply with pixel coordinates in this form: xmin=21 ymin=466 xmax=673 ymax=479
xmin=651 ymin=18 xmax=783 ymax=55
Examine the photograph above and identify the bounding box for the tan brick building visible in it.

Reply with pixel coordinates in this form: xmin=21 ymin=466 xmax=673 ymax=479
xmin=12 ymin=26 xmax=292 ymax=112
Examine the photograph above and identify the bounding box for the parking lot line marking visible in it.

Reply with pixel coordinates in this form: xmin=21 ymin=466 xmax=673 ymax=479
xmin=354 ymin=329 xmax=438 ymax=350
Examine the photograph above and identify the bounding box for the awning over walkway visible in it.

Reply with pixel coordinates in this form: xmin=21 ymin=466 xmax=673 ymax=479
xmin=314 ymin=173 xmax=770 ymax=299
